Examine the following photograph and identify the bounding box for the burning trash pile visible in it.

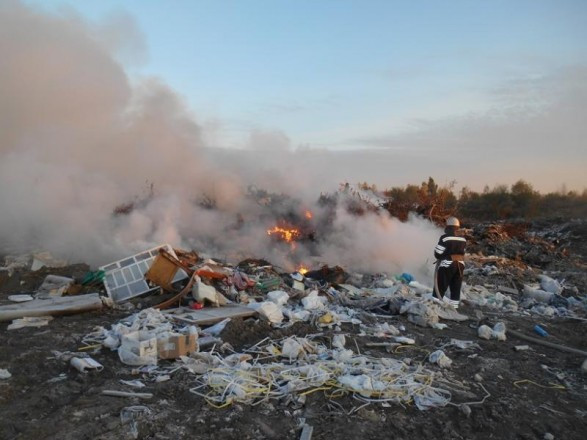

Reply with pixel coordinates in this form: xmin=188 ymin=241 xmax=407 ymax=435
xmin=1 ymin=218 xmax=586 ymax=439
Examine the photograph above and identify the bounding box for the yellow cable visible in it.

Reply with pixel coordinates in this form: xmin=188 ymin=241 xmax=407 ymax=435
xmin=77 ymin=343 xmax=102 ymax=351
xmin=299 ymin=386 xmax=333 ymax=397
xmin=206 ymin=399 xmax=233 ymax=409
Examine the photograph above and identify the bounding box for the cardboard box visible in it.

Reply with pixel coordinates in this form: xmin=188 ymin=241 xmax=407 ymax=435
xmin=145 ymin=254 xmax=180 ymax=291
xmin=157 ymin=332 xmax=198 ymax=359
xmin=121 ymin=331 xmax=158 ymax=358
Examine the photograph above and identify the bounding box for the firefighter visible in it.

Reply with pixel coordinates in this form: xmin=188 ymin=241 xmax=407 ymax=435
xmin=433 ymin=217 xmax=466 ymax=309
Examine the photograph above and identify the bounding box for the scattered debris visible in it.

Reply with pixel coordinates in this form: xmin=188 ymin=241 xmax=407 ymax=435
xmin=534 ymin=325 xmax=549 ymax=337
xmin=36 ymin=275 xmax=74 ymax=298
xmin=1 ymin=218 xmax=586 ymax=438
xmin=102 ymin=390 xmax=153 ymax=399
xmin=7 ymin=295 xmax=33 ymax=303
xmin=70 ymin=357 xmax=103 ymax=373
xmin=120 ymin=380 xmax=146 ymax=388
xmin=478 ymin=322 xmax=507 ymax=341
xmin=99 ymin=244 xmax=188 ymax=303
xmin=0 ymin=369 xmax=11 ymax=379
xmin=429 ymin=350 xmax=453 ymax=368
xmin=300 ymin=423 xmax=313 ymax=440
xmin=120 ymin=405 xmax=152 ymax=439
xmin=7 ymin=316 xmax=53 ymax=330
xmin=30 ymin=251 xmax=68 ymax=271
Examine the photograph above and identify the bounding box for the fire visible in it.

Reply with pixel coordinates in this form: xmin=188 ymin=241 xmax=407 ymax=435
xmin=305 ymin=210 xmax=313 ymax=219
xmin=297 ymin=265 xmax=309 ymax=275
xmin=267 ymin=226 xmax=300 ymax=244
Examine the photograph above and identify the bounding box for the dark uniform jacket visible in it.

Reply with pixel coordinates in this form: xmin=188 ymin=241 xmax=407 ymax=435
xmin=434 ymin=233 xmax=466 ymax=268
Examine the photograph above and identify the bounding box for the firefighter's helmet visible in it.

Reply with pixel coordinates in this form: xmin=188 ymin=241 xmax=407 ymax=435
xmin=446 ymin=217 xmax=460 ymax=227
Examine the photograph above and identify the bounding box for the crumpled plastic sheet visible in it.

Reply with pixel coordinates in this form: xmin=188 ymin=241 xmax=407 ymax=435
xmin=478 ymin=322 xmax=506 ymax=341
xmin=428 ymin=350 xmax=452 ymax=368
xmin=188 ymin=336 xmax=451 ymax=410
xmin=464 ymin=286 xmax=518 ymax=311
xmin=248 ymin=301 xmax=284 ymax=324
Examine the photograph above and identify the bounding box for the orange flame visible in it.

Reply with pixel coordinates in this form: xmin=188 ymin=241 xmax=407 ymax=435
xmin=297 ymin=265 xmax=309 ymax=275
xmin=267 ymin=226 xmax=300 ymax=243
xmin=305 ymin=210 xmax=313 ymax=219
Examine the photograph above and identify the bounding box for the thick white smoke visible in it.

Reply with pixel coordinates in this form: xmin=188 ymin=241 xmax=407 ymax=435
xmin=0 ymin=1 xmax=441 ymax=278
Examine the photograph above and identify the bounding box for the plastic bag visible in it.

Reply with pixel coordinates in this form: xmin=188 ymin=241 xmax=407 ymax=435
xmin=477 ymin=325 xmax=493 ymax=340
xmin=201 ymin=318 xmax=230 ymax=336
xmin=492 ymin=322 xmax=507 ymax=341
xmin=267 ymin=290 xmax=290 ymax=306
xmin=301 ymin=290 xmax=327 ymax=310
xmin=249 ymin=301 xmax=284 ymax=324
xmin=70 ymin=357 xmax=103 ymax=373
xmin=429 ymin=350 xmax=452 ymax=368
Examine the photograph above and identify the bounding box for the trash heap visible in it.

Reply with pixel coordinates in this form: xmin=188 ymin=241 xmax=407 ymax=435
xmin=1 ymin=223 xmax=586 ymax=422
xmin=82 ymin=305 xmax=453 ymax=411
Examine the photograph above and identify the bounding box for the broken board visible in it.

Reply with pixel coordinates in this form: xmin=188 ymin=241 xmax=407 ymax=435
xmin=0 ymin=293 xmax=103 ymax=322
xmin=163 ymin=305 xmax=256 ymax=326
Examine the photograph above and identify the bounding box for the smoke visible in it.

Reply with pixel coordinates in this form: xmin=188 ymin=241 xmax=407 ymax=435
xmin=0 ymin=1 xmax=441 ymax=278
xmin=319 ymin=210 xmax=439 ymax=277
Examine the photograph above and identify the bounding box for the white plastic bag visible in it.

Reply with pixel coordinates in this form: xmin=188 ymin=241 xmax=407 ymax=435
xmin=492 ymin=322 xmax=507 ymax=341
xmin=201 ymin=318 xmax=231 ymax=336
xmin=192 ymin=276 xmax=228 ymax=307
xmin=301 ymin=290 xmax=327 ymax=310
xmin=477 ymin=325 xmax=493 ymax=340
xmin=332 ymin=334 xmax=346 ymax=349
xmin=249 ymin=301 xmax=284 ymax=324
xmin=429 ymin=350 xmax=452 ymax=368
xmin=267 ymin=290 xmax=290 ymax=306
xmin=538 ymin=275 xmax=563 ymax=295
xmin=281 ymin=338 xmax=304 ymax=359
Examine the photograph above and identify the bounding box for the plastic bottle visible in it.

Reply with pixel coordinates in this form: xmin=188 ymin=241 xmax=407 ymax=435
xmin=534 ymin=325 xmax=549 ymax=337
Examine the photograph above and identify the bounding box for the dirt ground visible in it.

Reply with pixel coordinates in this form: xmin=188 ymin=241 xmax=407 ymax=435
xmin=1 ymin=223 xmax=587 ymax=440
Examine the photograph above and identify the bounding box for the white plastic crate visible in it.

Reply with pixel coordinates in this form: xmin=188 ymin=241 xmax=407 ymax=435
xmin=99 ymin=244 xmax=188 ymax=303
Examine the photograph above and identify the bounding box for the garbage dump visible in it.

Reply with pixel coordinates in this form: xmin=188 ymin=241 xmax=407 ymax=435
xmin=1 ymin=219 xmax=587 ymax=439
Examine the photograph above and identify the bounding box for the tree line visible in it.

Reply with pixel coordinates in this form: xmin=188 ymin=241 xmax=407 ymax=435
xmin=357 ymin=178 xmax=587 ymax=223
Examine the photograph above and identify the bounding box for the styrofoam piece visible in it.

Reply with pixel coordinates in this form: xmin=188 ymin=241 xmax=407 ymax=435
xmin=70 ymin=357 xmax=103 ymax=373
xmin=7 ymin=316 xmax=53 ymax=330
xmin=100 ymin=244 xmax=188 ymax=303
xmin=8 ymin=295 xmax=34 ymax=302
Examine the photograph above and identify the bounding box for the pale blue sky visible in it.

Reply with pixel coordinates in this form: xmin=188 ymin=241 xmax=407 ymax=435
xmin=26 ymin=0 xmax=587 ymax=152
